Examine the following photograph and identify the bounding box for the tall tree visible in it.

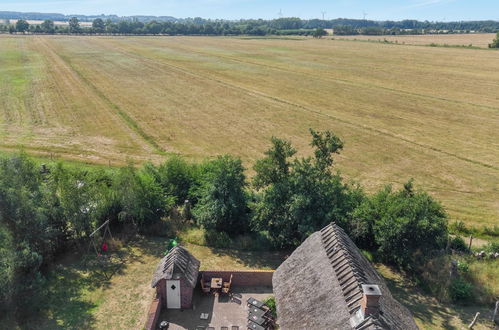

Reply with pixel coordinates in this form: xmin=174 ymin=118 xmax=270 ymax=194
xmin=193 ymin=155 xmax=248 ymax=234
xmin=40 ymin=19 xmax=55 ymax=34
xmin=252 ymin=131 xmax=362 ymax=248
xmin=68 ymin=17 xmax=80 ymax=34
xmin=15 ymin=19 xmax=29 ymax=33
xmin=92 ymin=18 xmax=105 ymax=33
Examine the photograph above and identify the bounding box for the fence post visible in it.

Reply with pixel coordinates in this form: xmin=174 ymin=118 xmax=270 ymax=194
xmin=493 ymin=301 xmax=499 ymax=324
xmin=468 ymin=235 xmax=473 ymax=250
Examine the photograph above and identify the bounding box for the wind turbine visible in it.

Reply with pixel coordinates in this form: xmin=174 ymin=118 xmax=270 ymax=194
xmin=363 ymin=11 xmax=368 ymax=20
xmin=321 ymin=11 xmax=327 ymax=20
xmin=278 ymin=9 xmax=283 ymax=18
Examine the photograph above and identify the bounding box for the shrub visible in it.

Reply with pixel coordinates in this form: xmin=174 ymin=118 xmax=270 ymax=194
xmin=263 ymin=296 xmax=277 ymax=318
xmin=193 ymin=155 xmax=248 ymax=235
xmin=457 ymin=260 xmax=469 ymax=274
xmin=449 ymin=221 xmax=470 ymax=235
xmin=489 ymin=32 xmax=499 ymax=48
xmin=156 ymin=156 xmax=200 ymax=205
xmin=204 ymin=230 xmax=232 ymax=249
xmin=449 ymin=278 xmax=474 ymax=303
xmin=449 ymin=236 xmax=468 ymax=252
xmin=353 ymin=180 xmax=448 ymax=269
xmin=483 ymin=242 xmax=499 ymax=254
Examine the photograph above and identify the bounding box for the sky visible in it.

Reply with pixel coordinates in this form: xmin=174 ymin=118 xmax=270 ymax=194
xmin=0 ymin=0 xmax=497 ymax=21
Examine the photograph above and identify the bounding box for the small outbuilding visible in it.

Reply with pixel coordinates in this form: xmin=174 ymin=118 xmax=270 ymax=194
xmin=151 ymin=246 xmax=200 ymax=309
xmin=273 ymin=223 xmax=418 ymax=330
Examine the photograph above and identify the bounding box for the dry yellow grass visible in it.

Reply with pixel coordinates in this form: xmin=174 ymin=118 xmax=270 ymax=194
xmin=333 ymin=33 xmax=496 ymax=48
xmin=0 ymin=35 xmax=498 ymax=227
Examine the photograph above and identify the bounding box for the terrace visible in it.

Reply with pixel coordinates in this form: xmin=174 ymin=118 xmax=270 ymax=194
xmin=159 ymin=285 xmax=273 ymax=330
xmin=147 ymin=246 xmax=276 ymax=330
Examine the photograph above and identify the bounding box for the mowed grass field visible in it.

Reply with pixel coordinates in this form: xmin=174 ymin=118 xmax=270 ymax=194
xmin=0 ymin=34 xmax=498 ymax=227
xmin=332 ymin=33 xmax=496 ymax=48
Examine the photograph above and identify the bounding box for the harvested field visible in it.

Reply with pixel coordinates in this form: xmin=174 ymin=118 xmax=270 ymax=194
xmin=0 ymin=35 xmax=498 ymax=227
xmin=332 ymin=33 xmax=496 ymax=48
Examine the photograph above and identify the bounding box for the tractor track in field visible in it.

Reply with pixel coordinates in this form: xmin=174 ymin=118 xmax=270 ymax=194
xmin=90 ymin=38 xmax=499 ymax=172
xmin=154 ymin=41 xmax=499 ymax=114
xmin=35 ymin=38 xmax=167 ymax=155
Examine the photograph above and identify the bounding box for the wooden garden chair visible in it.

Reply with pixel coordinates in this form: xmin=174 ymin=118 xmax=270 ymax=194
xmin=222 ymin=274 xmax=233 ymax=294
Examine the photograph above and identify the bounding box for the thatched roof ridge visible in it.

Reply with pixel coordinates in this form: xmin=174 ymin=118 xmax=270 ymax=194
xmin=273 ymin=223 xmax=418 ymax=330
xmin=151 ymin=246 xmax=200 ymax=288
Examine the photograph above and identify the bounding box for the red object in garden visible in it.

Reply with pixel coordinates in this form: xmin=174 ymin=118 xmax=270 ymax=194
xmin=102 ymin=242 xmax=108 ymax=253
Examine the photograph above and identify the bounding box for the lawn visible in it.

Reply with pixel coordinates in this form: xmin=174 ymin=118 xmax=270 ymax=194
xmin=376 ymin=264 xmax=497 ymax=330
xmin=11 ymin=236 xmax=285 ymax=330
xmin=0 ymin=34 xmax=498 ymax=229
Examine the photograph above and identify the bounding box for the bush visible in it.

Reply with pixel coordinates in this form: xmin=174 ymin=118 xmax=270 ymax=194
xmin=457 ymin=260 xmax=469 ymax=274
xmin=449 ymin=221 xmax=470 ymax=235
xmin=263 ymin=296 xmax=277 ymax=318
xmin=483 ymin=242 xmax=499 ymax=254
xmin=352 ymin=180 xmax=448 ymax=269
xmin=204 ymin=230 xmax=232 ymax=249
xmin=193 ymin=155 xmax=248 ymax=235
xmin=449 ymin=278 xmax=474 ymax=302
xmin=449 ymin=236 xmax=468 ymax=252
xmin=489 ymin=32 xmax=499 ymax=48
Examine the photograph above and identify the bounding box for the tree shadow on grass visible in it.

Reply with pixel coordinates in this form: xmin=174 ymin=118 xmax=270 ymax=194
xmin=21 ymin=242 xmax=144 ymax=329
xmin=378 ymin=264 xmax=493 ymax=329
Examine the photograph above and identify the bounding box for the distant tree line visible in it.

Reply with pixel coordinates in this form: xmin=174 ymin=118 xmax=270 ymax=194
xmin=1 ymin=16 xmax=498 ymax=36
xmin=0 ymin=130 xmax=450 ymax=317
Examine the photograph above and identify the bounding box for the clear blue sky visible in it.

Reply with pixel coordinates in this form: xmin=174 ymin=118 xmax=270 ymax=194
xmin=1 ymin=0 xmax=497 ymax=21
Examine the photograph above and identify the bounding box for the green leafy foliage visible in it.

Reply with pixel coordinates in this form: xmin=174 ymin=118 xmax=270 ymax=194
xmin=263 ymin=296 xmax=277 ymax=318
xmin=449 ymin=236 xmax=468 ymax=252
xmin=312 ymin=28 xmax=328 ymax=38
xmin=68 ymin=17 xmax=80 ymax=33
xmin=489 ymin=32 xmax=499 ymax=48
xmin=449 ymin=277 xmax=474 ymax=302
xmin=350 ymin=180 xmax=448 ymax=269
xmin=252 ymin=130 xmax=364 ymax=248
xmin=192 ymin=155 xmax=248 ymax=234
xmin=155 ymin=156 xmax=200 ymax=205
xmin=15 ymin=19 xmax=29 ymax=33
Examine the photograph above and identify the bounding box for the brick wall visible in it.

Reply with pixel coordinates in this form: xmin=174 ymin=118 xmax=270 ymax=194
xmin=199 ymin=270 xmax=274 ymax=287
xmin=156 ymin=280 xmax=166 ymax=307
xmin=180 ymin=278 xmax=194 ymax=309
xmin=144 ymin=295 xmax=162 ymax=330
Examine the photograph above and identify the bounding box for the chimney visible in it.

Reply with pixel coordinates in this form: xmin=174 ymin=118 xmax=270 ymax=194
xmin=361 ymin=284 xmax=382 ymax=317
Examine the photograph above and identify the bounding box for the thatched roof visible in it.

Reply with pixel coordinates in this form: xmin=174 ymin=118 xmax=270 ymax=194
xmin=273 ymin=223 xmax=418 ymax=330
xmin=151 ymin=246 xmax=200 ymax=288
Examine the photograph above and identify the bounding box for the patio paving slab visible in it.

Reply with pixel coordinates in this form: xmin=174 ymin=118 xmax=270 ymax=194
xmin=158 ymin=286 xmax=273 ymax=330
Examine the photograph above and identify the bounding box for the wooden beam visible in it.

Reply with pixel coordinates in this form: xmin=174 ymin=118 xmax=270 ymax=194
xmin=468 ymin=312 xmax=480 ymax=329
xmin=89 ymin=219 xmax=110 ymax=237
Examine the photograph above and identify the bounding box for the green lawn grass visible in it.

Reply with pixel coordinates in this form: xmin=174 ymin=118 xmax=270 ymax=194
xmin=8 ymin=236 xmax=284 ymax=329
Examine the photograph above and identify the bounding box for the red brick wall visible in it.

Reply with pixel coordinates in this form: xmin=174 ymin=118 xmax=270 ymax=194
xmin=156 ymin=280 xmax=166 ymax=307
xmin=180 ymin=278 xmax=194 ymax=309
xmin=144 ymin=295 xmax=162 ymax=330
xmin=199 ymin=270 xmax=274 ymax=287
